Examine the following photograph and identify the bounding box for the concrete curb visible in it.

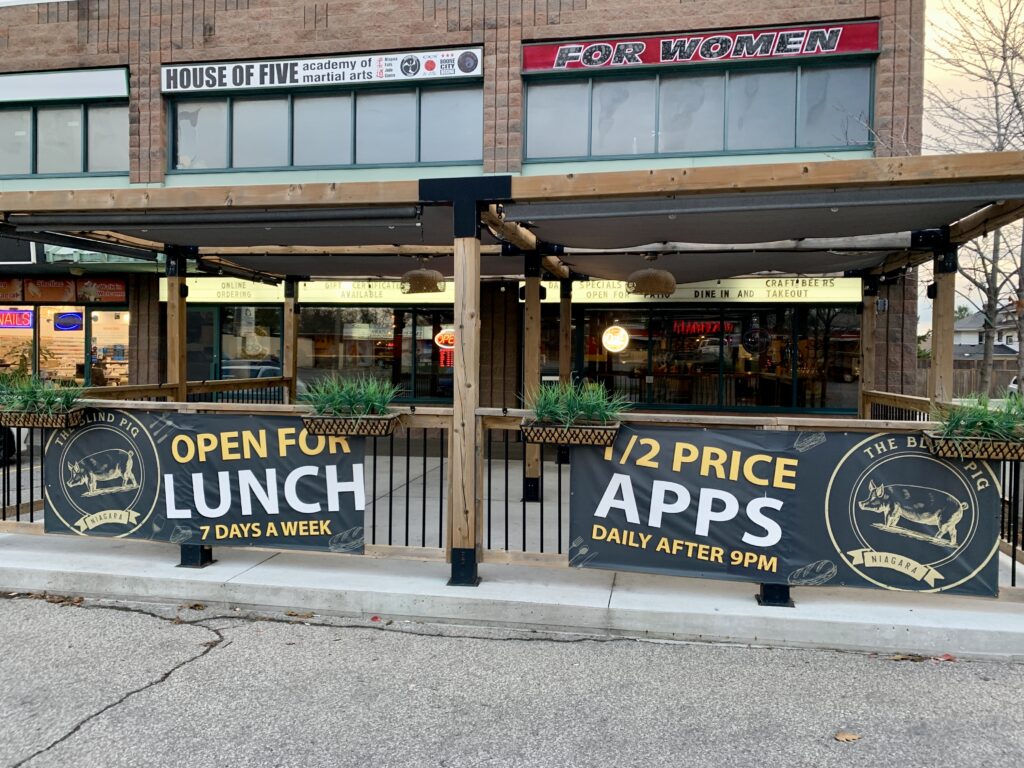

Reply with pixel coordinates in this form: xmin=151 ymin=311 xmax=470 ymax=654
xmin=1 ymin=533 xmax=1022 ymax=661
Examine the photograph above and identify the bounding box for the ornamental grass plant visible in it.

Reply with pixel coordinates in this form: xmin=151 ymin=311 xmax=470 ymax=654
xmin=0 ymin=374 xmax=82 ymax=415
xmin=931 ymin=394 xmax=1024 ymax=443
xmin=298 ymin=376 xmax=401 ymax=418
xmin=524 ymin=380 xmax=630 ymax=429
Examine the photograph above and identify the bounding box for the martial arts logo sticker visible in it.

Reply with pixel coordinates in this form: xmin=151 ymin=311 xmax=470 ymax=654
xmin=46 ymin=410 xmax=160 ymax=537
xmin=825 ymin=435 xmax=998 ymax=592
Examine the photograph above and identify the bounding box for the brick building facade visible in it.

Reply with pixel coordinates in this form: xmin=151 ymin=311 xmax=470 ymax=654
xmin=0 ymin=0 xmax=926 ymax=401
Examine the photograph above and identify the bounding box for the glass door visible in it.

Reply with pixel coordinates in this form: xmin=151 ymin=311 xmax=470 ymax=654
xmin=38 ymin=305 xmax=85 ymax=384
xmin=88 ymin=309 xmax=130 ymax=386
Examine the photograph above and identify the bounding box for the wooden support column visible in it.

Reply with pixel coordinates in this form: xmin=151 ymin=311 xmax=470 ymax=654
xmin=523 ymin=253 xmax=542 ymax=502
xmin=449 ymin=234 xmax=482 ymax=585
xmin=559 ymin=279 xmax=572 ymax=384
xmin=930 ymin=250 xmax=958 ymax=404
xmin=165 ymin=248 xmax=188 ymax=403
xmin=283 ymin=278 xmax=299 ymax=403
xmin=858 ymin=288 xmax=877 ymax=418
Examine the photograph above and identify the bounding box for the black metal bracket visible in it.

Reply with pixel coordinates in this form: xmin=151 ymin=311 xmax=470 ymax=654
xmin=934 ymin=245 xmax=959 ymax=274
xmin=523 ymin=476 xmax=541 ymax=502
xmin=559 ymin=279 xmax=573 ymax=300
xmin=756 ymin=583 xmax=794 ymax=607
xmin=448 ymin=547 xmax=480 ymax=586
xmin=419 ymin=175 xmax=513 ymax=239
xmin=178 ymin=544 xmax=215 ymax=569
xmin=164 ymin=245 xmax=195 ymax=278
xmin=524 ymin=251 xmax=542 ymax=278
xmin=284 ymin=278 xmax=298 ymax=299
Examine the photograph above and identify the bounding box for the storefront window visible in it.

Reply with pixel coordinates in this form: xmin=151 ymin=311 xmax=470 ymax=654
xmin=799 ymin=307 xmax=860 ymax=409
xmin=0 ymin=306 xmax=35 ymax=377
xmin=0 ymin=110 xmax=31 ymax=175
xmin=220 ymin=306 xmax=283 ymax=379
xmin=580 ymin=309 xmax=649 ymax=404
xmin=89 ymin=310 xmax=130 ymax=386
xmin=297 ymin=307 xmax=395 ymax=386
xmin=414 ymin=310 xmax=454 ymax=399
xmin=38 ymin=305 xmax=85 ymax=384
xmin=87 ymin=105 xmax=130 ymax=172
xmin=524 ymin=62 xmax=871 ymax=160
xmin=580 ymin=305 xmax=856 ymax=411
xmin=232 ymin=98 xmax=289 ymax=167
xmin=173 ymin=86 xmax=483 ymax=170
xmin=36 ymin=107 xmax=83 ymax=174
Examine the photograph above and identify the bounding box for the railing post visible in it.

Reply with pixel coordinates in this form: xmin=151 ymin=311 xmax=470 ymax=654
xmin=448 ymin=234 xmax=482 ymax=586
xmin=756 ymin=583 xmax=793 ymax=607
xmin=859 ymin=280 xmax=877 ymax=418
xmin=283 ymin=278 xmax=299 ymax=403
xmin=165 ymin=246 xmax=192 ymax=403
xmin=179 ymin=544 xmax=214 ymax=568
xmin=523 ymin=252 xmax=542 ymax=501
xmin=930 ymin=246 xmax=958 ymax=403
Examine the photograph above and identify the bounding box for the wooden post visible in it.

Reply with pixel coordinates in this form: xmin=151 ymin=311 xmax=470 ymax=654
xmin=165 ymin=249 xmax=188 ymax=403
xmin=449 ymin=234 xmax=481 ymax=585
xmin=559 ymin=279 xmax=572 ymax=384
xmin=283 ymin=278 xmax=299 ymax=403
xmin=859 ymin=291 xmax=877 ymax=418
xmin=930 ymin=256 xmax=957 ymax=404
xmin=523 ymin=255 xmax=542 ymax=501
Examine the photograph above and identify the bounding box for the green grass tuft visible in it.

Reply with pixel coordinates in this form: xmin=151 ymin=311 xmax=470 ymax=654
xmin=298 ymin=376 xmax=401 ymax=417
xmin=523 ymin=380 xmax=629 ymax=428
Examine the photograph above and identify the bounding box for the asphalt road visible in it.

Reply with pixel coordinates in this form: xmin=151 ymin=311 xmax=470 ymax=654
xmin=0 ymin=595 xmax=1022 ymax=768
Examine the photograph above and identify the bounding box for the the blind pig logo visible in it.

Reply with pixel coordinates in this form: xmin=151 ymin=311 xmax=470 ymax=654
xmin=825 ymin=434 xmax=999 ymax=592
xmin=46 ymin=410 xmax=160 ymax=537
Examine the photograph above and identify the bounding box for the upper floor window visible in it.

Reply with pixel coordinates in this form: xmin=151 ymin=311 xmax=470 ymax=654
xmin=524 ymin=62 xmax=872 ymax=161
xmin=172 ymin=85 xmax=484 ymax=171
xmin=0 ymin=68 xmax=130 ymax=177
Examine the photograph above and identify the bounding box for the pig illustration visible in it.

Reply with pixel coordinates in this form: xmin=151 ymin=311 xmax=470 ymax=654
xmin=857 ymin=480 xmax=966 ymax=546
xmin=67 ymin=449 xmax=137 ymax=496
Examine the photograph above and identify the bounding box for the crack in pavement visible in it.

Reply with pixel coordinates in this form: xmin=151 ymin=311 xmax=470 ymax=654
xmin=8 ymin=603 xmax=226 ymax=768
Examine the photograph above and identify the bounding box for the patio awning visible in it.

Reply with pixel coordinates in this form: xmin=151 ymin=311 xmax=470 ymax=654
xmin=1 ymin=152 xmax=1022 ymax=282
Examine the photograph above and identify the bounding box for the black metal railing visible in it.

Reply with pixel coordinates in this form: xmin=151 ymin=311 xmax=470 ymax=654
xmin=483 ymin=425 xmax=571 ymax=555
xmin=1000 ymin=461 xmax=1021 ymax=587
xmin=1 ymin=426 xmax=44 ymax=523
xmin=186 ymin=387 xmax=286 ymax=405
xmin=868 ymin=403 xmax=931 ymax=422
xmin=364 ymin=423 xmax=447 ymax=550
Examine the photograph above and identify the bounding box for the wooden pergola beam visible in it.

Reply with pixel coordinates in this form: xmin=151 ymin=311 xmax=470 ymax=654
xmin=950 ymin=199 xmax=1024 ymax=244
xmin=3 ymin=152 xmax=1022 ymax=215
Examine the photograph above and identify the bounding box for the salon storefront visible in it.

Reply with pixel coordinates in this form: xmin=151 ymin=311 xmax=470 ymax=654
xmin=0 ymin=277 xmax=129 ymax=386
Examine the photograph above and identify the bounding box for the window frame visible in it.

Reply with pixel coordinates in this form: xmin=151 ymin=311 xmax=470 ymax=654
xmin=523 ymin=56 xmax=876 ymax=163
xmin=0 ymin=99 xmax=130 ymax=179
xmin=168 ymin=82 xmax=485 ymax=174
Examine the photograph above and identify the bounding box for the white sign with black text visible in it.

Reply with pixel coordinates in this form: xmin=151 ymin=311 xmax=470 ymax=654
xmin=161 ymin=48 xmax=483 ymax=93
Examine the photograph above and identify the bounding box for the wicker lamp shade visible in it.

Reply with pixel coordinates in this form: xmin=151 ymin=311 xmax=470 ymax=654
xmin=400 ymin=268 xmax=445 ymax=294
xmin=625 ymin=268 xmax=676 ymax=298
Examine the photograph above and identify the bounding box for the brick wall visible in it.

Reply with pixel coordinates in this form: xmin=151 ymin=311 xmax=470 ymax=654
xmin=0 ymin=0 xmax=925 ymax=180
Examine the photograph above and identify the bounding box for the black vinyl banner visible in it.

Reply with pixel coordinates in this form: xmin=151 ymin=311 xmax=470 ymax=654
xmin=44 ymin=409 xmax=366 ymax=554
xmin=569 ymin=426 xmax=1001 ymax=596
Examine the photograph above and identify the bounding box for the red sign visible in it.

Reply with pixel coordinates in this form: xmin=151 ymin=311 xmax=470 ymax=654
xmin=24 ymin=279 xmax=75 ymax=303
xmin=673 ymin=320 xmax=735 ymax=335
xmin=434 ymin=329 xmax=456 ymax=349
xmin=76 ymin=278 xmax=126 ymax=304
xmin=522 ymin=20 xmax=879 ymax=73
xmin=0 ymin=309 xmax=33 ymax=329
xmin=0 ymin=279 xmax=22 ymax=302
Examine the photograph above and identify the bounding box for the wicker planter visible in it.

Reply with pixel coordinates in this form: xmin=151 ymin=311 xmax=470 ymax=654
xmin=0 ymin=409 xmax=85 ymax=429
xmin=921 ymin=431 xmax=1024 ymax=461
xmin=302 ymin=413 xmax=401 ymax=437
xmin=520 ymin=421 xmax=620 ymax=447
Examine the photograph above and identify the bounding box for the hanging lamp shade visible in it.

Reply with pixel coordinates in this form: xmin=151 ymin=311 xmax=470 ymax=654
xmin=625 ymin=268 xmax=676 ymax=298
xmin=400 ymin=268 xmax=445 ymax=294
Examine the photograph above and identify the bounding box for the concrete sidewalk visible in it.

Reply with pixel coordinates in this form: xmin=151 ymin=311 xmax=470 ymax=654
xmin=0 ymin=532 xmax=1022 ymax=661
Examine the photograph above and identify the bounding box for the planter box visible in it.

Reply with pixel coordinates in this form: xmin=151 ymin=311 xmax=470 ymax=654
xmin=302 ymin=413 xmax=401 ymax=437
xmin=520 ymin=421 xmax=620 ymax=447
xmin=0 ymin=409 xmax=84 ymax=430
xmin=921 ymin=432 xmax=1024 ymax=461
